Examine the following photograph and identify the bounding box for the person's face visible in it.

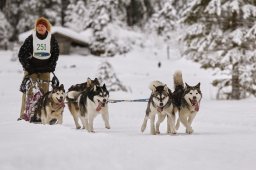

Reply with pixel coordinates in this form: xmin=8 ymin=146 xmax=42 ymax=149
xmin=36 ymin=24 xmax=47 ymax=35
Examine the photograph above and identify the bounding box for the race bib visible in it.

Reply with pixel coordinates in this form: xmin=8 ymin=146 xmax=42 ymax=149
xmin=33 ymin=31 xmax=51 ymax=60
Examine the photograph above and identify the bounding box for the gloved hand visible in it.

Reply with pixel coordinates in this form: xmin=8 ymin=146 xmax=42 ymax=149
xmin=27 ymin=68 xmax=35 ymax=74
xmin=24 ymin=62 xmax=30 ymax=70
xmin=47 ymin=65 xmax=55 ymax=72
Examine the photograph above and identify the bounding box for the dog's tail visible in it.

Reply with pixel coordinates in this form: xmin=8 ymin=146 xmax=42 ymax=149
xmin=175 ymin=118 xmax=180 ymax=130
xmin=149 ymin=81 xmax=164 ymax=91
xmin=141 ymin=116 xmax=149 ymax=133
xmin=173 ymin=70 xmax=184 ymax=89
xmin=66 ymin=91 xmax=81 ymax=102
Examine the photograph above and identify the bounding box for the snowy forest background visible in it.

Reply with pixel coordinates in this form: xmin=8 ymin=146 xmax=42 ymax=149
xmin=1 ymin=0 xmax=256 ymax=100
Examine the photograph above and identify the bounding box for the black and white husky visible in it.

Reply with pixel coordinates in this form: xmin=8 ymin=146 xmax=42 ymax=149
xmin=141 ymin=81 xmax=176 ymax=135
xmin=30 ymin=84 xmax=65 ymax=125
xmin=173 ymin=71 xmax=202 ymax=134
xmin=66 ymin=78 xmax=100 ymax=102
xmin=67 ymin=79 xmax=110 ymax=132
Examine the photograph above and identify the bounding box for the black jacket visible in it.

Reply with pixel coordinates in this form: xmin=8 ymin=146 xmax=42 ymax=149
xmin=18 ymin=32 xmax=59 ymax=74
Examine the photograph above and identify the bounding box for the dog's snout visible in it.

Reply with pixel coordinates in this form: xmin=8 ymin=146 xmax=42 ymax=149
xmin=60 ymin=96 xmax=63 ymax=100
xmin=103 ymin=99 xmax=107 ymax=103
xmin=159 ymin=102 xmax=163 ymax=106
xmin=193 ymin=96 xmax=197 ymax=100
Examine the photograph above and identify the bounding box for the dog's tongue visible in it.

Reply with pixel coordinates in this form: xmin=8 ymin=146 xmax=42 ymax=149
xmin=195 ymin=103 xmax=199 ymax=111
xmin=57 ymin=98 xmax=65 ymax=107
xmin=157 ymin=107 xmax=163 ymax=112
xmin=59 ymin=100 xmax=65 ymax=108
xmin=96 ymin=103 xmax=102 ymax=112
xmin=60 ymin=102 xmax=65 ymax=108
xmin=192 ymin=99 xmax=199 ymax=111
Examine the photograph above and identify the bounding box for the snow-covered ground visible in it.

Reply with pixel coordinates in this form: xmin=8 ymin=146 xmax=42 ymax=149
xmin=0 ymin=46 xmax=256 ymax=170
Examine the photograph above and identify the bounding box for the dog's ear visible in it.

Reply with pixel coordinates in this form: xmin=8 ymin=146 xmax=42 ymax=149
xmin=94 ymin=78 xmax=100 ymax=85
xmin=102 ymin=84 xmax=106 ymax=89
xmin=195 ymin=82 xmax=200 ymax=89
xmin=185 ymin=82 xmax=191 ymax=89
xmin=164 ymin=84 xmax=169 ymax=92
xmin=87 ymin=78 xmax=92 ymax=87
xmin=152 ymin=85 xmax=157 ymax=92
xmin=60 ymin=84 xmax=64 ymax=90
xmin=149 ymin=82 xmax=156 ymax=92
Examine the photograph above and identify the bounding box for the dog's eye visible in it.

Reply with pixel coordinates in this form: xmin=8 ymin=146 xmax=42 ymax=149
xmin=196 ymin=93 xmax=198 ymax=95
xmin=190 ymin=93 xmax=192 ymax=95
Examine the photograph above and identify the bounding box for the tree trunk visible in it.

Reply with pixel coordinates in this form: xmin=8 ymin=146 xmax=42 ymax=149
xmin=231 ymin=62 xmax=240 ymax=99
xmin=61 ymin=0 xmax=69 ymax=26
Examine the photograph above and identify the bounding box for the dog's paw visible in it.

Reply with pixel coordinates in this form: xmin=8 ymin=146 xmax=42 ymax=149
xmin=49 ymin=119 xmax=57 ymax=125
xmin=105 ymin=126 xmax=111 ymax=129
xmin=168 ymin=130 xmax=177 ymax=135
xmin=151 ymin=131 xmax=157 ymax=135
xmin=76 ymin=126 xmax=81 ymax=129
xmin=156 ymin=131 xmax=160 ymax=135
xmin=141 ymin=125 xmax=146 ymax=133
xmin=186 ymin=127 xmax=194 ymax=134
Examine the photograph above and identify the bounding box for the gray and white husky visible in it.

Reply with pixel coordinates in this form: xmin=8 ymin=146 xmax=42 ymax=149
xmin=66 ymin=79 xmax=110 ymax=132
xmin=173 ymin=71 xmax=202 ymax=134
xmin=30 ymin=84 xmax=65 ymax=125
xmin=141 ymin=81 xmax=176 ymax=135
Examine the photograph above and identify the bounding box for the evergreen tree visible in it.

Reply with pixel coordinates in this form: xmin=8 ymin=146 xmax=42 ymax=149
xmin=126 ymin=0 xmax=145 ymax=26
xmin=40 ymin=0 xmax=62 ymax=26
xmin=126 ymin=0 xmax=163 ymax=26
xmin=0 ymin=0 xmax=6 ymax=10
xmin=97 ymin=61 xmax=128 ymax=92
xmin=146 ymin=0 xmax=177 ymax=36
xmin=17 ymin=0 xmax=41 ymax=33
xmin=2 ymin=0 xmax=23 ymax=40
xmin=88 ymin=0 xmax=128 ymax=56
xmin=17 ymin=0 xmax=61 ymax=33
xmin=181 ymin=0 xmax=256 ymax=99
xmin=172 ymin=0 xmax=193 ymax=18
xmin=0 ymin=11 xmax=13 ymax=49
xmin=65 ymin=0 xmax=90 ymax=32
xmin=61 ymin=0 xmax=70 ymax=26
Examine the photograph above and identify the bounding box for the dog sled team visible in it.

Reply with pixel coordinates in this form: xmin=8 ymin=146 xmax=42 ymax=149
xmin=19 ymin=70 xmax=202 ymax=135
xmin=18 ymin=17 xmax=202 ymax=135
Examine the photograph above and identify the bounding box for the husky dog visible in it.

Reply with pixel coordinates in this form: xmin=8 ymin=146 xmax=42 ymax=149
xmin=66 ymin=78 xmax=100 ymax=102
xmin=141 ymin=81 xmax=176 ymax=135
xmin=173 ymin=71 xmax=202 ymax=134
xmin=30 ymin=84 xmax=65 ymax=125
xmin=67 ymin=79 xmax=110 ymax=132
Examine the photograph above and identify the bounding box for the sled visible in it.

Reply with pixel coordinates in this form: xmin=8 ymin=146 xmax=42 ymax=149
xmin=19 ymin=72 xmax=59 ymax=121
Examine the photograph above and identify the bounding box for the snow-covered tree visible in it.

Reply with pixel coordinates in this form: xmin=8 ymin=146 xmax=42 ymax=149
xmin=0 ymin=11 xmax=13 ymax=49
xmin=2 ymin=0 xmax=23 ymax=40
xmin=146 ymin=0 xmax=177 ymax=36
xmin=16 ymin=0 xmax=41 ymax=33
xmin=181 ymin=0 xmax=256 ymax=99
xmin=65 ymin=0 xmax=90 ymax=32
xmin=17 ymin=0 xmax=61 ymax=33
xmin=97 ymin=61 xmax=128 ymax=92
xmin=41 ymin=0 xmax=62 ymax=26
xmin=172 ymin=0 xmax=194 ymax=17
xmin=88 ymin=0 xmax=128 ymax=56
